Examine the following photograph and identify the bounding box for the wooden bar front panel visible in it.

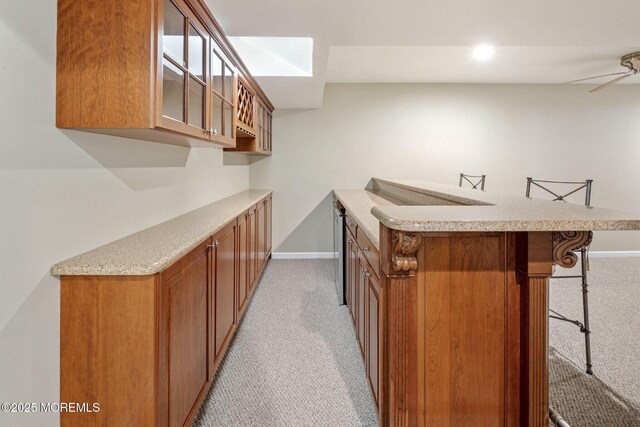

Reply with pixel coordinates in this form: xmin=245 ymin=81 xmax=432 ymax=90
xmin=420 ymin=233 xmax=506 ymax=426
xmin=380 ymin=227 xmax=552 ymax=427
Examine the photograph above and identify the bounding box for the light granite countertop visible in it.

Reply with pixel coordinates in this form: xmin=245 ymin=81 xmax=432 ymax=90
xmin=333 ymin=189 xmax=396 ymax=249
xmin=334 ymin=178 xmax=640 ymax=249
xmin=371 ymin=178 xmax=640 ymax=232
xmin=51 ymin=189 xmax=272 ymax=276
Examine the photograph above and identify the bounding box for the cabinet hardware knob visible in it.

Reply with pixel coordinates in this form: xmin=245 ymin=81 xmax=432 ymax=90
xmin=361 ymin=246 xmax=369 ymax=251
xmin=363 ymin=269 xmax=370 ymax=277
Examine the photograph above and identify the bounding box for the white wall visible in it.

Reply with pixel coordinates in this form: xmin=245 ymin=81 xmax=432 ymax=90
xmin=0 ymin=3 xmax=249 ymax=426
xmin=251 ymin=83 xmax=640 ymax=254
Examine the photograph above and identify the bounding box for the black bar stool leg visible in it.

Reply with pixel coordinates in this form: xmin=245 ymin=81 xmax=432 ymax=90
xmin=580 ymin=248 xmax=593 ymax=375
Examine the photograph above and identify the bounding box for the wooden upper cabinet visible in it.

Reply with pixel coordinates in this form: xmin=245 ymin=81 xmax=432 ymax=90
xmin=224 ymin=82 xmax=273 ymax=155
xmin=235 ymin=76 xmax=256 ymax=137
xmin=56 ymin=0 xmax=272 ymax=149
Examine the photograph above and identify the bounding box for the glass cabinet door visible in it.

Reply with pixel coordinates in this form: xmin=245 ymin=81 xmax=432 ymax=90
xmin=161 ymin=0 xmax=207 ymax=136
xmin=266 ymin=111 xmax=272 ymax=151
xmin=209 ymin=42 xmax=235 ymax=144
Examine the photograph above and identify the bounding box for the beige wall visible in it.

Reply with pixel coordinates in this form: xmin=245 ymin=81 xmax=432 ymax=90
xmin=251 ymin=83 xmax=640 ymax=254
xmin=0 ymin=3 xmax=249 ymax=426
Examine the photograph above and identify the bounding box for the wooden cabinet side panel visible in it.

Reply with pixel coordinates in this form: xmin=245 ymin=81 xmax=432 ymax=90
xmin=56 ymin=0 xmax=155 ymax=128
xmin=60 ymin=275 xmax=160 ymax=427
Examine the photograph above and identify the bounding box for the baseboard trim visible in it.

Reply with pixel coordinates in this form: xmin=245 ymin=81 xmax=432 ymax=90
xmin=271 ymin=252 xmax=337 ymax=259
xmin=588 ymin=251 xmax=640 ymax=258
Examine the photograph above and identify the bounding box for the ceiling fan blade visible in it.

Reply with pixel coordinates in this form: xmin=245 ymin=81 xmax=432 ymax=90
xmin=564 ymin=71 xmax=631 ymax=84
xmin=589 ymin=73 xmax=634 ymax=93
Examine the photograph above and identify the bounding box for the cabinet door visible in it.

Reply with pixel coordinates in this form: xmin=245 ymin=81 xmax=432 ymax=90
xmin=366 ymin=270 xmax=380 ymax=407
xmin=347 ymin=231 xmax=358 ymax=325
xmin=266 ymin=110 xmax=272 ymax=151
xmin=357 ymin=254 xmax=366 ymax=357
xmin=237 ymin=212 xmax=249 ymax=316
xmin=209 ymin=41 xmax=235 ymax=146
xmin=256 ymin=200 xmax=266 ymax=271
xmin=165 ymin=244 xmax=208 ymax=427
xmin=248 ymin=205 xmax=257 ymax=290
xmin=212 ymin=222 xmax=237 ymax=365
xmin=265 ymin=196 xmax=272 ymax=257
xmin=159 ymin=0 xmax=209 ymax=139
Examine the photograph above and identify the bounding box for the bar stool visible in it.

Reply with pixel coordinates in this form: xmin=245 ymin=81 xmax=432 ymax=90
xmin=459 ymin=173 xmax=486 ymax=190
xmin=526 ymin=177 xmax=594 ymax=374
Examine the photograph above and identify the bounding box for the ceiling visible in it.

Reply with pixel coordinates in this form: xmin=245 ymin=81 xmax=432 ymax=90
xmin=207 ymin=0 xmax=640 ymax=109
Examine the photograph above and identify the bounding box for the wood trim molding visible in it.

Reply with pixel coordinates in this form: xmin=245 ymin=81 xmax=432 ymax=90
xmin=515 ymin=232 xmax=553 ymax=427
xmin=552 ymin=231 xmax=593 ymax=268
xmin=391 ymin=230 xmax=422 ymax=273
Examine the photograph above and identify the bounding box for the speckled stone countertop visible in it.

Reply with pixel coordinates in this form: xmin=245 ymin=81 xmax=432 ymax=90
xmin=372 ymin=178 xmax=640 ymax=232
xmin=333 ymin=190 xmax=396 ymax=249
xmin=334 ymin=178 xmax=640 ymax=248
xmin=51 ymin=190 xmax=272 ymax=276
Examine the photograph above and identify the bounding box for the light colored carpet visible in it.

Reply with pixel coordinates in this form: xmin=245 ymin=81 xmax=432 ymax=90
xmin=549 ymin=257 xmax=640 ymax=426
xmin=193 ymin=259 xmax=378 ymax=427
xmin=194 ymin=258 xmax=640 ymax=426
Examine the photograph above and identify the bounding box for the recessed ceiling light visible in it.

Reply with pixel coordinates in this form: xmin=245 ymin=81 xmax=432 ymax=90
xmin=473 ymin=44 xmax=495 ymax=61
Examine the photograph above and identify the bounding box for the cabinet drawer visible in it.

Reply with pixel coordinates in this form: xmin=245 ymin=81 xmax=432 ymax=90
xmin=356 ymin=230 xmax=380 ymax=278
xmin=345 ymin=213 xmax=357 ymax=238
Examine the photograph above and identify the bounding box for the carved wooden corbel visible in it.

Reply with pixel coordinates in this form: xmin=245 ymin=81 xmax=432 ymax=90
xmin=552 ymin=231 xmax=593 ymax=268
xmin=391 ymin=230 xmax=422 ymax=272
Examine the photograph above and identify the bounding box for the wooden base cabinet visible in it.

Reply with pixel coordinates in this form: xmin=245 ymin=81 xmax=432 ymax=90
xmin=60 ymin=195 xmax=272 ymax=427
xmin=343 ymin=207 xmax=563 ymax=426
xmin=344 ymin=214 xmax=381 ymax=413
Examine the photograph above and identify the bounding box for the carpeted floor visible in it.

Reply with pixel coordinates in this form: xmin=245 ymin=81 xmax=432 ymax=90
xmin=549 ymin=257 xmax=640 ymax=426
xmin=193 ymin=259 xmax=378 ymax=427
xmin=194 ymin=258 xmax=640 ymax=427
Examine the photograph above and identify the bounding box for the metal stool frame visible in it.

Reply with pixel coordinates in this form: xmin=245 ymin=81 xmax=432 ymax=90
xmin=459 ymin=173 xmax=486 ymax=190
xmin=526 ymin=177 xmax=594 ymax=374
